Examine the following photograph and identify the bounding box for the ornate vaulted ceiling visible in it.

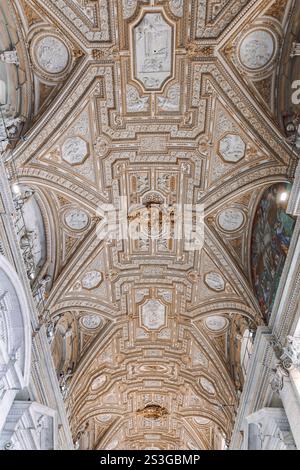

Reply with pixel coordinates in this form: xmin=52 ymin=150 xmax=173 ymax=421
xmin=5 ymin=0 xmax=296 ymax=450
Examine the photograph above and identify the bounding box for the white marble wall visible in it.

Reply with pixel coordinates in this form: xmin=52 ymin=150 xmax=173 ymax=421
xmin=0 ymin=160 xmax=73 ymax=450
xmin=231 ymin=162 xmax=300 ymax=450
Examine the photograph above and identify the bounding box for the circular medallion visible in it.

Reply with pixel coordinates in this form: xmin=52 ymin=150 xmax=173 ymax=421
xmin=81 ymin=271 xmax=102 ymax=290
xmin=219 ymin=134 xmax=246 ymax=163
xmin=205 ymin=315 xmax=228 ymax=332
xmin=218 ymin=208 xmax=244 ymax=232
xmin=239 ymin=30 xmax=275 ymax=70
xmin=65 ymin=209 xmax=89 ymax=231
xmin=94 ymin=136 xmax=110 ymax=157
xmin=204 ymin=272 xmax=225 ymax=291
xmin=81 ymin=314 xmax=102 ymax=330
xmin=62 ymin=137 xmax=88 ymax=165
xmin=35 ymin=36 xmax=69 ymax=74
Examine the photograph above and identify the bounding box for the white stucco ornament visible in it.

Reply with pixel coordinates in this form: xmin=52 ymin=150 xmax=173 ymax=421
xmin=141 ymin=299 xmax=166 ymax=330
xmin=219 ymin=134 xmax=246 ymax=163
xmin=239 ymin=30 xmax=274 ymax=70
xmin=122 ymin=0 xmax=137 ymax=19
xmin=200 ymin=377 xmax=215 ymax=395
xmin=205 ymin=315 xmax=227 ymax=332
xmin=97 ymin=414 xmax=112 ymax=423
xmin=204 ymin=272 xmax=225 ymax=291
xmin=192 ymin=348 xmax=208 ymax=367
xmin=81 ymin=314 xmax=102 ymax=329
xmin=126 ymin=85 xmax=149 ymax=112
xmin=62 ymin=137 xmax=88 ymax=165
xmin=158 ymin=84 xmax=180 ymax=111
xmin=65 ymin=209 xmax=89 ymax=230
xmin=81 ymin=271 xmax=102 ymax=290
xmin=91 ymin=374 xmax=106 ymax=390
xmin=194 ymin=417 xmax=210 ymax=425
xmin=169 ymin=0 xmax=183 ymax=17
xmin=133 ymin=12 xmax=173 ymax=90
xmin=218 ymin=209 xmax=244 ymax=232
xmin=35 ymin=36 xmax=69 ymax=73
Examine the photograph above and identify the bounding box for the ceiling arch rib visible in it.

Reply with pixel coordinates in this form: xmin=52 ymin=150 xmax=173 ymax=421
xmin=7 ymin=0 xmax=295 ymax=450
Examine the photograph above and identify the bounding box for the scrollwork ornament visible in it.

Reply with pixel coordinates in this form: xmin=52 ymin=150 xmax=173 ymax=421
xmin=3 ymin=441 xmax=14 ymax=450
xmin=280 ymin=336 xmax=300 ymax=371
xmin=270 ymin=336 xmax=283 ymax=359
xmin=270 ymin=363 xmax=289 ymax=394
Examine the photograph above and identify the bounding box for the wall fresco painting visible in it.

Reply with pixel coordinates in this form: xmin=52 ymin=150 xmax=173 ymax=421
xmin=251 ymin=183 xmax=295 ymax=321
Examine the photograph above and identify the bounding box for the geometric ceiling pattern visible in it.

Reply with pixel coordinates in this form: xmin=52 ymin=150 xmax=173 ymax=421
xmin=8 ymin=0 xmax=294 ymax=449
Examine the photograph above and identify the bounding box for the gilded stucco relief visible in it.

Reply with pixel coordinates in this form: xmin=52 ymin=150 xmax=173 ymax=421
xmin=6 ymin=0 xmax=295 ymax=451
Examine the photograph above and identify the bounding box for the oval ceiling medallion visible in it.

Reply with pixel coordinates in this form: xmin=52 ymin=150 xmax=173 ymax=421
xmin=218 ymin=208 xmax=245 ymax=232
xmin=194 ymin=417 xmax=210 ymax=425
xmin=97 ymin=414 xmax=112 ymax=423
xmin=81 ymin=314 xmax=102 ymax=330
xmin=138 ymin=364 xmax=169 ymax=374
xmin=35 ymin=36 xmax=69 ymax=74
xmin=91 ymin=374 xmax=106 ymax=391
xmin=199 ymin=377 xmax=216 ymax=395
xmin=239 ymin=30 xmax=275 ymax=70
xmin=204 ymin=272 xmax=225 ymax=291
xmin=81 ymin=270 xmax=103 ymax=290
xmin=205 ymin=315 xmax=228 ymax=332
xmin=64 ymin=208 xmax=89 ymax=231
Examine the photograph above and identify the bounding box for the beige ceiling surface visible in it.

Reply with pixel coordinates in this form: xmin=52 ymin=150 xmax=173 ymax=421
xmin=9 ymin=0 xmax=294 ymax=449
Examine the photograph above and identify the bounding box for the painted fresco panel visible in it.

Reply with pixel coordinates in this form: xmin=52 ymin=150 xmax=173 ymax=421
xmin=251 ymin=183 xmax=295 ymax=320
